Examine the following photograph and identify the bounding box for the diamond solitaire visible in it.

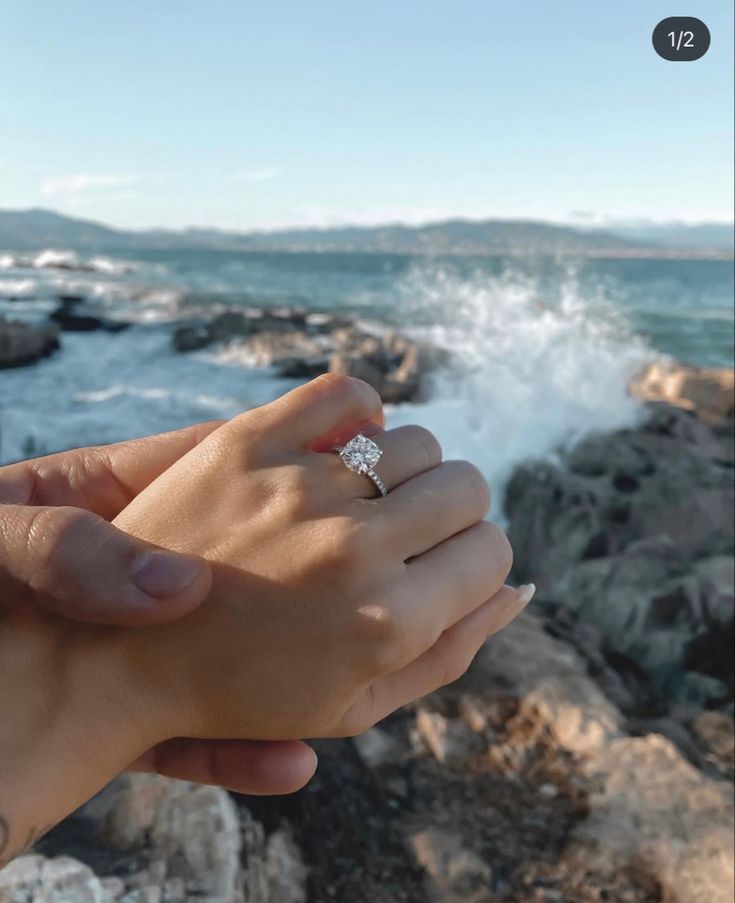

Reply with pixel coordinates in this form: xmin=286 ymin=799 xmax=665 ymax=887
xmin=336 ymin=434 xmax=388 ymax=496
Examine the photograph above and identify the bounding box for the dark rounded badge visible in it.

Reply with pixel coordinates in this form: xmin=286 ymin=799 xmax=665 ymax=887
xmin=652 ymin=17 xmax=710 ymax=61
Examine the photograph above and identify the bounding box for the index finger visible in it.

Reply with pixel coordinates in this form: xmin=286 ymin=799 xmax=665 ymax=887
xmin=0 ymin=420 xmax=224 ymax=516
xmin=223 ymin=374 xmax=384 ymax=452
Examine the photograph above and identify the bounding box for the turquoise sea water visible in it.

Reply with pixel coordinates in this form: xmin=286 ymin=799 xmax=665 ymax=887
xmin=101 ymin=250 xmax=734 ymax=368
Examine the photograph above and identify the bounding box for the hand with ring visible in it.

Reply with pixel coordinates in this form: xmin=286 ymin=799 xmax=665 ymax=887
xmin=1 ymin=374 xmax=532 ymax=858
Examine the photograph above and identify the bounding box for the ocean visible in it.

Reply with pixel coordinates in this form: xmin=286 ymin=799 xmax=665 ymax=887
xmin=1 ymin=248 xmax=733 ymax=513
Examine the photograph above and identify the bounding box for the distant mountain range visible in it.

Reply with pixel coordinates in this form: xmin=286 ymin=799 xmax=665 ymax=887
xmin=0 ymin=208 xmax=731 ymax=257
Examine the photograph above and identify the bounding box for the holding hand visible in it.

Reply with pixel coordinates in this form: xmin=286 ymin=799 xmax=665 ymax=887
xmin=113 ymin=373 xmax=524 ymax=741
xmin=0 ymin=374 xmax=530 ymax=866
xmin=0 ymin=422 xmax=317 ymax=799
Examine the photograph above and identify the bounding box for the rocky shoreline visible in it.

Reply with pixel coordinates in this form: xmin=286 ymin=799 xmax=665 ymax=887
xmin=1 ymin=300 xmax=733 ymax=902
xmin=0 ymin=302 xmax=438 ymax=405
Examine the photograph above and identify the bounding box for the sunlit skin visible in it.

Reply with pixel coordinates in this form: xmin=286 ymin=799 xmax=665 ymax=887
xmin=0 ymin=374 xmax=529 ymax=866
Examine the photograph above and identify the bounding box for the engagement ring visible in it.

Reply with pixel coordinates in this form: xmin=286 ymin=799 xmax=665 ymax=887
xmin=334 ymin=433 xmax=388 ymax=497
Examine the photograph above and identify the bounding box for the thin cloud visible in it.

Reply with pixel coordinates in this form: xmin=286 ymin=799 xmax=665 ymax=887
xmin=229 ymin=167 xmax=281 ymax=185
xmin=40 ymin=173 xmax=140 ymax=196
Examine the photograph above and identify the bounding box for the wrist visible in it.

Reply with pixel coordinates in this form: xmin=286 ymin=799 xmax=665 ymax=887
xmin=0 ymin=607 xmax=167 ymax=865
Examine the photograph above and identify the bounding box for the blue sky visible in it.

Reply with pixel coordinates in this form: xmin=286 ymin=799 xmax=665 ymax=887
xmin=1 ymin=0 xmax=732 ymax=230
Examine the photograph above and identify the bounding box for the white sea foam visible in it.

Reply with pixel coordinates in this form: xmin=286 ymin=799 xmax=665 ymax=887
xmin=0 ymin=327 xmax=298 ymax=464
xmin=0 ymin=249 xmax=138 ymax=275
xmin=385 ymin=264 xmax=653 ymax=518
xmin=33 ymin=249 xmax=80 ymax=269
xmin=0 ymin=278 xmax=36 ymax=298
xmin=87 ymin=255 xmax=136 ymax=275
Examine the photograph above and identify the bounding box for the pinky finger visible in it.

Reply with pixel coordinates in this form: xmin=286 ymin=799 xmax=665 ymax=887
xmin=342 ymin=584 xmax=535 ymax=735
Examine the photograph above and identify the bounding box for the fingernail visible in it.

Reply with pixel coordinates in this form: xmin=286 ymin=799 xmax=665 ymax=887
xmin=517 ymin=583 xmax=536 ymax=606
xmin=132 ymin=550 xmax=203 ymax=598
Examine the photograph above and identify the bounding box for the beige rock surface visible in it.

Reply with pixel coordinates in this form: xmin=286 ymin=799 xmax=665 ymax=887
xmin=570 ymin=734 xmax=735 ymax=903
xmin=631 ymin=362 xmax=734 ymax=423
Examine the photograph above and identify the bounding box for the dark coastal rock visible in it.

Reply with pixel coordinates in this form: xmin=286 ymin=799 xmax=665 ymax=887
xmin=506 ymin=389 xmax=734 ymax=707
xmin=172 ymin=323 xmax=213 ymax=352
xmin=0 ymin=316 xmax=60 ymax=368
xmin=172 ymin=307 xmax=441 ymax=403
xmin=50 ymin=300 xmax=130 ymax=333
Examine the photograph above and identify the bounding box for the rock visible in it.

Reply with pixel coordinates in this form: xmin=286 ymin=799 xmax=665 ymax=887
xmin=352 ymin=727 xmax=403 ymax=768
xmin=95 ymin=775 xmax=241 ymax=902
xmin=694 ymin=556 xmax=735 ymax=625
xmin=692 ymin=711 xmax=735 ymax=770
xmin=238 ymin=813 xmax=307 ymax=903
xmin=329 ymin=331 xmax=441 ymax=403
xmin=628 ymin=717 xmax=703 ymax=765
xmin=415 ymin=709 xmax=483 ymax=764
xmin=0 ymin=317 xmax=60 ymax=369
xmin=329 ymin=350 xmax=387 ymax=393
xmin=505 ymin=402 xmax=734 ymax=703
xmin=462 ymin=612 xmax=622 ymax=755
xmin=568 ymin=734 xmax=735 ymax=903
xmin=49 ymin=303 xmax=129 ymax=333
xmin=82 ymin=774 xmax=307 ymax=903
xmin=631 ymin=362 xmax=734 ymax=423
xmin=172 ymin=308 xmax=317 ymax=354
xmin=119 ymin=890 xmax=160 ymax=903
xmin=0 ymin=854 xmax=110 ymax=902
xmin=171 ymin=324 xmax=211 ymax=352
xmin=99 ymin=877 xmax=125 ymax=901
xmin=276 ymin=355 xmax=329 ymax=379
xmin=409 ymin=828 xmax=493 ymax=903
xmin=172 ymin=306 xmax=440 ymax=402
xmin=243 ymin=331 xmax=324 ymax=368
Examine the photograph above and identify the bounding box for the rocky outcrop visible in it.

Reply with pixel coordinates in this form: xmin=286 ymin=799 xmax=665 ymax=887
xmin=0 ymin=317 xmax=60 ymax=369
xmin=3 ymin=775 xmax=307 ymax=903
xmin=0 ymin=854 xmax=110 ymax=902
xmin=50 ymin=298 xmax=129 ymax=333
xmin=631 ymin=362 xmax=734 ymax=423
xmin=506 ymin=401 xmax=734 ymax=706
xmin=569 ymin=734 xmax=734 ymax=903
xmin=172 ymin=308 xmax=443 ymax=403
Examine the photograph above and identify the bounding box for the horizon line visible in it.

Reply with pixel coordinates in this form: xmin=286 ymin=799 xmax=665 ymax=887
xmin=3 ymin=206 xmax=734 ymax=237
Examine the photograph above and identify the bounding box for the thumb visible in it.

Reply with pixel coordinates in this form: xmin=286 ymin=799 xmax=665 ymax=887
xmin=0 ymin=504 xmax=212 ymax=626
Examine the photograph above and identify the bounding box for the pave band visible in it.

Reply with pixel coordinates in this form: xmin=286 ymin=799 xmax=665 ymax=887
xmin=334 ymin=433 xmax=388 ymax=497
xmin=364 ymin=467 xmax=388 ymax=497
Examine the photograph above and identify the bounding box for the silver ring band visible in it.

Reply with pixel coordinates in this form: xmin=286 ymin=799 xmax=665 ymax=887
xmin=364 ymin=468 xmax=388 ymax=497
xmin=334 ymin=433 xmax=388 ymax=498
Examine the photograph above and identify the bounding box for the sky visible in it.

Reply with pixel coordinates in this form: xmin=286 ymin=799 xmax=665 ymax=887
xmin=1 ymin=0 xmax=733 ymax=231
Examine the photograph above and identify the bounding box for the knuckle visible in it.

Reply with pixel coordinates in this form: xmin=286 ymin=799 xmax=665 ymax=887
xmin=434 ymin=626 xmax=479 ymax=687
xmin=409 ymin=425 xmax=442 ymax=471
xmin=0 ymin=465 xmax=34 ymax=505
xmin=25 ymin=506 xmax=96 ymax=579
xmin=477 ymin=520 xmax=514 ymax=579
xmin=454 ymin=460 xmax=491 ymax=515
xmin=356 ymin=604 xmax=405 ymax=674
xmin=443 ymin=643 xmax=477 ymax=685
